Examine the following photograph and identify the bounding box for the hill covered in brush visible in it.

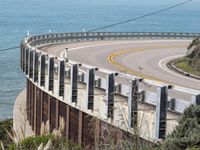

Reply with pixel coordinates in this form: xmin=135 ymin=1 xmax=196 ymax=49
xmin=186 ymin=38 xmax=200 ymax=73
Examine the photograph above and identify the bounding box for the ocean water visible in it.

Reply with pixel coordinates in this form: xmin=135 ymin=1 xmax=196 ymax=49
xmin=0 ymin=0 xmax=199 ymax=120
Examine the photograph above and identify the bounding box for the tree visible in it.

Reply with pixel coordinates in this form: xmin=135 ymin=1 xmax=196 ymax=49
xmin=162 ymin=105 xmax=200 ymax=150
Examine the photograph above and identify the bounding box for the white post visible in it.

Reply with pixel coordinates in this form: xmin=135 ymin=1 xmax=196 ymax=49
xmin=27 ymin=30 xmax=30 ymax=37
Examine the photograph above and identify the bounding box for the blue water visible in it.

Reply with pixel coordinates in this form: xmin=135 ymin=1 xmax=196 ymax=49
xmin=0 ymin=0 xmax=199 ymax=120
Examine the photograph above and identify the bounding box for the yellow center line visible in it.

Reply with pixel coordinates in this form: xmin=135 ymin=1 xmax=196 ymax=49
xmin=108 ymin=45 xmax=185 ymax=84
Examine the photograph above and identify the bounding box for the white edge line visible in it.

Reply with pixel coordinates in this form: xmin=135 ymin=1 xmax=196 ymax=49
xmin=159 ymin=55 xmax=200 ymax=95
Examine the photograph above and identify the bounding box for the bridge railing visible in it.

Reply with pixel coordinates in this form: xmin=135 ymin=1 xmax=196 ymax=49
xmin=26 ymin=32 xmax=200 ymax=46
xmin=21 ymin=32 xmax=200 ymax=140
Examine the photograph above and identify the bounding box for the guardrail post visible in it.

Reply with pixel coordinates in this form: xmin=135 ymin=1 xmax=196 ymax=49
xmin=40 ymin=55 xmax=46 ymax=87
xmin=155 ymin=86 xmax=168 ymax=139
xmin=28 ymin=50 xmax=34 ymax=78
xmin=106 ymin=73 xmax=116 ymax=118
xmin=20 ymin=43 xmax=25 ymax=70
xmin=70 ymin=64 xmax=78 ymax=103
xmin=86 ymin=68 xmax=95 ymax=110
xmin=25 ymin=48 xmax=29 ymax=75
xmin=48 ymin=57 xmax=54 ymax=91
xmin=33 ymin=52 xmax=39 ymax=82
xmin=128 ymin=79 xmax=139 ymax=129
xmin=191 ymin=94 xmax=200 ymax=105
xmin=20 ymin=44 xmax=22 ymax=69
xmin=21 ymin=46 xmax=26 ymax=72
xmin=65 ymin=48 xmax=68 ymax=62
xmin=58 ymin=60 xmax=65 ymax=97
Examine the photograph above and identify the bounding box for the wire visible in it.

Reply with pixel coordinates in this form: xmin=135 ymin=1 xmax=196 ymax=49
xmin=0 ymin=46 xmax=20 ymax=52
xmin=87 ymin=0 xmax=192 ymax=32
xmin=0 ymin=0 xmax=192 ymax=52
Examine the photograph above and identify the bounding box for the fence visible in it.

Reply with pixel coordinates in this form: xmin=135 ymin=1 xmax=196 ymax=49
xmin=20 ymin=32 xmax=200 ymax=143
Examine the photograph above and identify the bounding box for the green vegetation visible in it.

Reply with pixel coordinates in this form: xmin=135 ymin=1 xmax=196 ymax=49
xmin=174 ymin=38 xmax=200 ymax=76
xmin=162 ymin=105 xmax=200 ymax=150
xmin=1 ymin=104 xmax=200 ymax=150
xmin=0 ymin=119 xmax=82 ymax=150
xmin=8 ymin=134 xmax=82 ymax=150
xmin=0 ymin=119 xmax=13 ymax=149
xmin=174 ymin=57 xmax=200 ymax=76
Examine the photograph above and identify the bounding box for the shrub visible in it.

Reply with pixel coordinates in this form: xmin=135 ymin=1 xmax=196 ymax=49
xmin=0 ymin=119 xmax=13 ymax=149
xmin=162 ymin=105 xmax=200 ymax=150
xmin=8 ymin=134 xmax=82 ymax=150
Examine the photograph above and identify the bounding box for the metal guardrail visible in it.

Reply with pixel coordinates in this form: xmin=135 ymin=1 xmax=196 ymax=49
xmin=26 ymin=32 xmax=200 ymax=46
xmin=22 ymin=31 xmax=200 ymax=111
xmin=24 ymin=31 xmax=200 ymax=94
xmin=20 ymin=32 xmax=200 ymax=140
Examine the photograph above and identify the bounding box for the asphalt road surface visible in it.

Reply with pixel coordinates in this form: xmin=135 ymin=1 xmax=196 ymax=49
xmin=40 ymin=40 xmax=200 ymax=92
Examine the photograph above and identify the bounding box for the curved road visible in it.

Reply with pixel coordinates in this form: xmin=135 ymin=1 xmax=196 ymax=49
xmin=40 ymin=40 xmax=200 ymax=91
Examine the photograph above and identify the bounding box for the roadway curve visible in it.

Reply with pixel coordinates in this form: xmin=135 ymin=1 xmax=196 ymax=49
xmin=40 ymin=40 xmax=200 ymax=91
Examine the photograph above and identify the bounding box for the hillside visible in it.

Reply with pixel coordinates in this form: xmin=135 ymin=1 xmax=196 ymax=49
xmin=186 ymin=37 xmax=200 ymax=73
xmin=174 ymin=38 xmax=200 ymax=76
